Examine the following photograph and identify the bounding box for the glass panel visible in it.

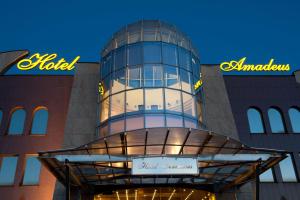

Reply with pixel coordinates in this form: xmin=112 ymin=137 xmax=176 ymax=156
xmin=126 ymin=89 xmax=144 ymax=113
xmin=268 ymin=108 xmax=285 ymax=133
xmin=192 ymin=55 xmax=200 ymax=78
xmin=111 ymin=92 xmax=125 ymax=117
xmin=101 ymin=53 xmax=112 ymax=78
xmin=23 ymin=156 xmax=41 ymax=185
xmin=99 ymin=123 xmax=108 ymax=137
xmin=279 ymin=154 xmax=297 ymax=182
xmin=126 ymin=115 xmax=144 ymax=131
xmin=289 ymin=108 xmax=300 ymax=133
xmin=165 ymin=65 xmax=180 ymax=89
xmin=100 ymin=98 xmax=109 ymax=122
xmin=110 ymin=118 xmax=125 ymax=134
xmin=162 ymin=43 xmax=178 ymax=66
xmin=145 ymin=88 xmax=164 ymax=111
xmin=180 ymin=69 xmax=192 ymax=93
xmin=166 ymin=115 xmax=183 ymax=127
xmin=103 ymin=75 xmax=110 ymax=98
xmin=114 ymin=46 xmax=126 ymax=71
xmin=143 ymin=42 xmax=161 ymax=63
xmin=145 ymin=114 xmax=165 ymax=128
xmin=31 ymin=108 xmax=48 ymax=135
xmin=144 ymin=64 xmax=163 ymax=87
xmin=259 ymin=168 xmax=274 ymax=182
xmin=0 ymin=110 xmax=2 ymax=127
xmin=8 ymin=109 xmax=26 ymax=135
xmin=247 ymin=108 xmax=265 ymax=134
xmin=165 ymin=89 xmax=182 ymax=114
xmin=185 ymin=118 xmax=197 ymax=128
xmin=111 ymin=69 xmax=125 ymax=94
xmin=182 ymin=93 xmax=196 ymax=117
xmin=127 ymin=66 xmax=142 ymax=89
xmin=196 ymin=94 xmax=203 ymax=123
xmin=0 ymin=156 xmax=18 ymax=185
xmin=178 ymin=47 xmax=191 ymax=71
xmin=128 ymin=43 xmax=142 ymax=66
xmin=128 ymin=22 xmax=141 ymax=43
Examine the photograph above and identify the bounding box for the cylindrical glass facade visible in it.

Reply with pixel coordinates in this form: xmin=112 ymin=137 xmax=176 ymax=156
xmin=99 ymin=20 xmax=204 ymax=136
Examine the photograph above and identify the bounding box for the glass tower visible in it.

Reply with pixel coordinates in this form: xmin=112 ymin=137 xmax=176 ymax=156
xmin=99 ymin=20 xmax=204 ymax=136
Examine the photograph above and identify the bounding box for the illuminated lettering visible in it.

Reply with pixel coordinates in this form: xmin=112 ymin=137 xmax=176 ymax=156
xmin=194 ymin=79 xmax=203 ymax=90
xmin=220 ymin=57 xmax=290 ymax=72
xmin=17 ymin=53 xmax=80 ymax=71
xmin=99 ymin=82 xmax=104 ymax=95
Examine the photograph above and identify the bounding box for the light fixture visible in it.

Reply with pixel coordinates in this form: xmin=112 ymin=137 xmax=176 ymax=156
xmin=116 ymin=191 xmax=120 ymax=200
xmin=135 ymin=190 xmax=138 ymax=200
xmin=152 ymin=189 xmax=157 ymax=200
xmin=184 ymin=190 xmax=194 ymax=200
xmin=168 ymin=189 xmax=176 ymax=200
xmin=126 ymin=190 xmax=129 ymax=200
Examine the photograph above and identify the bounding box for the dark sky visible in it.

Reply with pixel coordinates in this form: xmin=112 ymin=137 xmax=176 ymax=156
xmin=1 ymin=0 xmax=299 ymax=74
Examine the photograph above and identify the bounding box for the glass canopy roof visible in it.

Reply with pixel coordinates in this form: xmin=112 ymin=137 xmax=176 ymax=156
xmin=39 ymin=127 xmax=285 ymax=193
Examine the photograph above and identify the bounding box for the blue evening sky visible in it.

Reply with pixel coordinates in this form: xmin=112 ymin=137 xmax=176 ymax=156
xmin=1 ymin=0 xmax=299 ymax=75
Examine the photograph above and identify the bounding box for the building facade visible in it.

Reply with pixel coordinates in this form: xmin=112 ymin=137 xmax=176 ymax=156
xmin=0 ymin=20 xmax=299 ymax=200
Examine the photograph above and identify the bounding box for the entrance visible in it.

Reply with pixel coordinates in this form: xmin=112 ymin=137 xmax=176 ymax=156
xmin=94 ymin=188 xmax=216 ymax=200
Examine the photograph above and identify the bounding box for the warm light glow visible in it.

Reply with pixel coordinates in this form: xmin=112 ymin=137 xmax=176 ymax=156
xmin=152 ymin=189 xmax=157 ymax=200
xmin=126 ymin=190 xmax=129 ymax=200
xmin=116 ymin=191 xmax=120 ymax=200
xmin=135 ymin=189 xmax=137 ymax=200
xmin=184 ymin=190 xmax=194 ymax=200
xmin=168 ymin=189 xmax=176 ymax=200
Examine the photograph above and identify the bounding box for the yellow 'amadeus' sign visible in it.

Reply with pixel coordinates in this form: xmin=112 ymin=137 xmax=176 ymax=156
xmin=194 ymin=79 xmax=203 ymax=91
xmin=220 ymin=57 xmax=290 ymax=72
xmin=17 ymin=53 xmax=80 ymax=71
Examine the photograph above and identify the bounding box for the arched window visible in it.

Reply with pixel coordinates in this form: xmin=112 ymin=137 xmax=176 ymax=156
xmin=31 ymin=107 xmax=48 ymax=135
xmin=268 ymin=108 xmax=286 ymax=133
xmin=8 ymin=108 xmax=26 ymax=135
xmin=288 ymin=107 xmax=300 ymax=133
xmin=247 ymin=108 xmax=265 ymax=133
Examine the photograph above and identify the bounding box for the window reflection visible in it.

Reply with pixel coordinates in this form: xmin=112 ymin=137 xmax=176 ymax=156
xmin=127 ymin=66 xmax=142 ymax=89
xmin=259 ymin=168 xmax=274 ymax=182
xmin=145 ymin=89 xmax=164 ymax=111
xmin=288 ymin=107 xmax=300 ymax=133
xmin=111 ymin=92 xmax=125 ymax=117
xmin=144 ymin=42 xmax=161 ymax=63
xmin=180 ymin=69 xmax=192 ymax=93
xmin=111 ymin=69 xmax=126 ymax=94
xmin=144 ymin=64 xmax=163 ymax=87
xmin=166 ymin=115 xmax=183 ymax=127
xmin=182 ymin=93 xmax=196 ymax=117
xmin=178 ymin=47 xmax=191 ymax=71
xmin=126 ymin=115 xmax=144 ymax=131
xmin=110 ymin=118 xmax=125 ymax=134
xmin=145 ymin=114 xmax=165 ymax=128
xmin=184 ymin=118 xmax=197 ymax=129
xmin=23 ymin=156 xmax=41 ymax=185
xmin=268 ymin=108 xmax=285 ymax=133
xmin=165 ymin=65 xmax=180 ymax=89
xmin=165 ymin=89 xmax=182 ymax=114
xmin=162 ymin=43 xmax=177 ymax=66
xmin=247 ymin=108 xmax=265 ymax=134
xmin=31 ymin=108 xmax=48 ymax=135
xmin=128 ymin=44 xmax=142 ymax=66
xmin=103 ymin=76 xmax=110 ymax=98
xmin=192 ymin=55 xmax=200 ymax=78
xmin=279 ymin=154 xmax=297 ymax=182
xmin=102 ymin=53 xmax=112 ymax=78
xmin=126 ymin=89 xmax=144 ymax=113
xmin=0 ymin=156 xmax=18 ymax=185
xmin=196 ymin=94 xmax=203 ymax=123
xmin=114 ymin=46 xmax=126 ymax=70
xmin=8 ymin=108 xmax=26 ymax=135
xmin=100 ymin=98 xmax=109 ymax=122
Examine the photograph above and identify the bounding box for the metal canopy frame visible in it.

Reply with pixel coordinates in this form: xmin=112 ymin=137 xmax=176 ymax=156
xmin=39 ymin=127 xmax=286 ymax=194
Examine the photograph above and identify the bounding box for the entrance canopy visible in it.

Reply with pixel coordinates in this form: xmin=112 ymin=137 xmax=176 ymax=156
xmin=39 ymin=127 xmax=285 ymax=193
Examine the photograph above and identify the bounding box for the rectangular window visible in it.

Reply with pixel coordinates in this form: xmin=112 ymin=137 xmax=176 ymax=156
xmin=182 ymin=92 xmax=196 ymax=117
xmin=143 ymin=42 xmax=161 ymax=63
xmin=178 ymin=47 xmax=191 ymax=71
xmin=180 ymin=69 xmax=192 ymax=93
xmin=127 ymin=66 xmax=142 ymax=89
xmin=0 ymin=156 xmax=18 ymax=185
xmin=144 ymin=64 xmax=163 ymax=87
xmin=23 ymin=156 xmax=41 ymax=185
xmin=111 ymin=69 xmax=126 ymax=94
xmin=165 ymin=65 xmax=180 ymax=89
xmin=162 ymin=43 xmax=178 ymax=66
xmin=111 ymin=92 xmax=125 ymax=117
xmin=128 ymin=44 xmax=142 ymax=66
xmin=114 ymin=46 xmax=126 ymax=70
xmin=100 ymin=97 xmax=109 ymax=122
xmin=145 ymin=114 xmax=165 ymax=128
xmin=279 ymin=154 xmax=298 ymax=182
xmin=145 ymin=88 xmax=164 ymax=111
xmin=259 ymin=168 xmax=274 ymax=182
xmin=165 ymin=89 xmax=182 ymax=114
xmin=126 ymin=89 xmax=144 ymax=113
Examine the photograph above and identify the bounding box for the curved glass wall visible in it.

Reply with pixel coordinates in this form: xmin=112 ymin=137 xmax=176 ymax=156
xmin=99 ymin=20 xmax=204 ymax=136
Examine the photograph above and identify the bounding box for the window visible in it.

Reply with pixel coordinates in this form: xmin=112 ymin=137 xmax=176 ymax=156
xmin=165 ymin=89 xmax=182 ymax=114
xmin=100 ymin=98 xmax=109 ymax=122
xmin=127 ymin=44 xmax=142 ymax=66
xmin=259 ymin=168 xmax=274 ymax=182
xmin=31 ymin=108 xmax=48 ymax=135
xmin=182 ymin=93 xmax=196 ymax=117
xmin=178 ymin=47 xmax=191 ymax=71
xmin=101 ymin=53 xmax=112 ymax=78
xmin=268 ymin=108 xmax=285 ymax=133
xmin=0 ymin=110 xmax=2 ymax=127
xmin=145 ymin=88 xmax=164 ymax=111
xmin=127 ymin=66 xmax=142 ymax=89
xmin=144 ymin=64 xmax=163 ymax=87
xmin=279 ymin=154 xmax=297 ymax=182
xmin=191 ymin=55 xmax=200 ymax=78
xmin=145 ymin=114 xmax=165 ymax=128
xmin=247 ymin=108 xmax=265 ymax=134
xmin=288 ymin=107 xmax=300 ymax=133
xmin=114 ymin=46 xmax=126 ymax=70
xmin=162 ymin=43 xmax=177 ymax=66
xmin=103 ymin=75 xmax=111 ymax=98
xmin=126 ymin=89 xmax=144 ymax=113
xmin=8 ymin=108 xmax=26 ymax=135
xmin=184 ymin=118 xmax=197 ymax=129
xmin=180 ymin=69 xmax=192 ymax=93
xmin=23 ymin=156 xmax=41 ymax=185
xmin=126 ymin=115 xmax=144 ymax=131
xmin=110 ymin=118 xmax=125 ymax=134
xmin=111 ymin=92 xmax=125 ymax=117
xmin=165 ymin=65 xmax=180 ymax=89
xmin=166 ymin=115 xmax=183 ymax=127
xmin=111 ymin=69 xmax=126 ymax=94
xmin=143 ymin=42 xmax=161 ymax=63
xmin=0 ymin=156 xmax=18 ymax=185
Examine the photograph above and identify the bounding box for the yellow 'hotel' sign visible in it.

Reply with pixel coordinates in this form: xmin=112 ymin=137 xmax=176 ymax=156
xmin=220 ymin=57 xmax=290 ymax=72
xmin=17 ymin=53 xmax=80 ymax=71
